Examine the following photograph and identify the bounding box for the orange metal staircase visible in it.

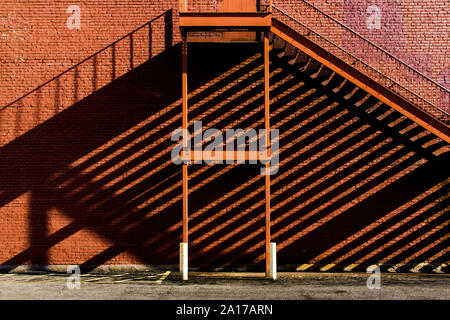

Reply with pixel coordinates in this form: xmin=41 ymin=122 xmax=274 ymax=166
xmin=177 ymin=0 xmax=450 ymax=280
xmin=269 ymin=4 xmax=449 ymax=143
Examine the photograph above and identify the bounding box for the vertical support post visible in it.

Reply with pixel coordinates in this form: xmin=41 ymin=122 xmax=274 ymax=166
xmin=180 ymin=242 xmax=188 ymax=281
xmin=270 ymin=242 xmax=277 ymax=280
xmin=181 ymin=34 xmax=189 ymax=281
xmin=264 ymin=31 xmax=271 ymax=278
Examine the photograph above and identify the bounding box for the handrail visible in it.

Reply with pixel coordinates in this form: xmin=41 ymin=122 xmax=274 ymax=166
xmin=294 ymin=0 xmax=448 ymax=93
xmin=271 ymin=1 xmax=449 ymax=125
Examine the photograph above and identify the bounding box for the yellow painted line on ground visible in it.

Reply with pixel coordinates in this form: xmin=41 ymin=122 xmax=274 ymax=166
xmin=112 ymin=276 xmax=144 ymax=283
xmin=21 ymin=280 xmax=61 ymax=284
xmin=156 ymin=271 xmax=171 ymax=284
xmin=22 ymin=276 xmax=49 ymax=282
xmin=113 ymin=278 xmax=140 ymax=283
xmin=0 ymin=279 xmax=61 ymax=285
xmin=81 ymin=276 xmax=112 ymax=283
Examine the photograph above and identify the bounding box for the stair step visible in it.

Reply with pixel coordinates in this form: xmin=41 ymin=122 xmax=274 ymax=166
xmin=354 ymin=93 xmax=373 ymax=107
xmin=292 ymin=50 xmax=310 ymax=67
xmin=344 ymin=87 xmax=367 ymax=101
xmin=284 ymin=43 xmax=298 ymax=58
xmin=272 ymin=37 xmax=287 ymax=50
xmin=325 ymin=73 xmax=346 ymax=90
xmin=334 ymin=79 xmax=357 ymax=95
xmin=302 ymin=58 xmax=322 ymax=74
xmin=311 ymin=65 xmax=333 ymax=81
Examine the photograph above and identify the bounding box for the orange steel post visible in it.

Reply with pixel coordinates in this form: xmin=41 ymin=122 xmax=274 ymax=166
xmin=264 ymin=31 xmax=271 ymax=278
xmin=182 ymin=35 xmax=188 ymax=244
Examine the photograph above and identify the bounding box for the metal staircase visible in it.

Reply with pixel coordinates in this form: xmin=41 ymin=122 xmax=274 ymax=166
xmin=176 ymin=0 xmax=450 ymax=281
xmin=269 ymin=2 xmax=449 ymax=142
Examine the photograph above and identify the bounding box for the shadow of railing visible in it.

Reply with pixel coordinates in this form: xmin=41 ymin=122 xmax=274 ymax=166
xmin=0 ymin=27 xmax=448 ymax=274
xmin=0 ymin=40 xmax=268 ymax=271
xmin=1 ymin=10 xmax=173 ymax=146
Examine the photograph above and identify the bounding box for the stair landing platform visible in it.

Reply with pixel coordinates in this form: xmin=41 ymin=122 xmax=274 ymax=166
xmin=179 ymin=12 xmax=272 ymax=30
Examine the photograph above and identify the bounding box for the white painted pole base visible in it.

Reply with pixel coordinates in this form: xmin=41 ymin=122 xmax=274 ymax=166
xmin=180 ymin=242 xmax=188 ymax=281
xmin=270 ymin=242 xmax=277 ymax=280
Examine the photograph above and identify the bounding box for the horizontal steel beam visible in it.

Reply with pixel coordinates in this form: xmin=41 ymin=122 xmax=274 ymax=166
xmin=179 ymin=12 xmax=271 ymax=30
xmin=180 ymin=150 xmax=271 ymax=162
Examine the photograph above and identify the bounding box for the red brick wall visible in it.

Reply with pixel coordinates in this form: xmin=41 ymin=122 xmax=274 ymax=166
xmin=0 ymin=0 xmax=448 ymax=272
xmin=1 ymin=0 xmax=180 ymax=144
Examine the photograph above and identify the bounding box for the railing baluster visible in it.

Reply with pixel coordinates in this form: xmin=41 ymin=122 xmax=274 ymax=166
xmin=179 ymin=0 xmax=187 ymax=12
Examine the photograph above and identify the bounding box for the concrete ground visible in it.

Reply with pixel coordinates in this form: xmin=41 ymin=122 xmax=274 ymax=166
xmin=0 ymin=271 xmax=448 ymax=300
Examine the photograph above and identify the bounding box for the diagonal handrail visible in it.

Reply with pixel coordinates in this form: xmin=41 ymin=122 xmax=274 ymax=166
xmin=270 ymin=1 xmax=449 ymax=126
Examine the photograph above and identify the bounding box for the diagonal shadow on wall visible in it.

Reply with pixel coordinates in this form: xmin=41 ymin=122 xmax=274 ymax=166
xmin=0 ymin=15 xmax=448 ymax=273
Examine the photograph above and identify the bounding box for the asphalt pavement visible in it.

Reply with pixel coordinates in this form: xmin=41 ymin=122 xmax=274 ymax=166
xmin=0 ymin=271 xmax=448 ymax=300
